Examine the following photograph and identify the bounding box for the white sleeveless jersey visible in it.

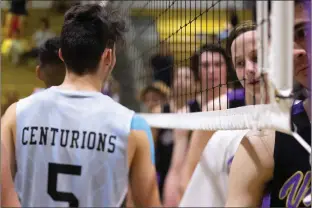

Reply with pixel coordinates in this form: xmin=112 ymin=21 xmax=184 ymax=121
xmin=15 ymin=86 xmax=135 ymax=207
xmin=179 ymin=130 xmax=249 ymax=207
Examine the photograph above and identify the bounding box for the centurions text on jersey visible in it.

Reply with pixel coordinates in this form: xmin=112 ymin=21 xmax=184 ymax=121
xmin=21 ymin=126 xmax=117 ymax=153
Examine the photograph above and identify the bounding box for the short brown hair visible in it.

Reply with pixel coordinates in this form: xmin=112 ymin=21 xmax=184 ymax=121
xmin=139 ymin=81 xmax=170 ymax=102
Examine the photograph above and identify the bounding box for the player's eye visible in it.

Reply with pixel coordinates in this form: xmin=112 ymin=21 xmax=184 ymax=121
xmin=294 ymin=26 xmax=309 ymax=42
xmin=251 ymin=55 xmax=258 ymax=64
xmin=235 ymin=60 xmax=245 ymax=68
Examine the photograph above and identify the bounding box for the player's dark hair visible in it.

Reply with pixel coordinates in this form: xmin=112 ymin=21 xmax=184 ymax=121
xmin=39 ymin=37 xmax=63 ymax=67
xmin=38 ymin=37 xmax=65 ymax=87
xmin=60 ymin=4 xmax=127 ymax=75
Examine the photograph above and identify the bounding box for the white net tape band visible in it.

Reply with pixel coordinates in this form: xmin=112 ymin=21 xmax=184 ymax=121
xmin=139 ymin=103 xmax=311 ymax=153
xmin=139 ymin=103 xmax=290 ymax=132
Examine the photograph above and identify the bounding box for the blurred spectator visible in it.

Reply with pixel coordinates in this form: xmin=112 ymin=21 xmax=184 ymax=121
xmin=1 ymin=29 xmax=29 ymax=65
xmin=5 ymin=0 xmax=29 ymax=38
xmin=34 ymin=37 xmax=65 ymax=89
xmin=139 ymin=81 xmax=170 ymax=112
xmin=22 ymin=18 xmax=56 ymax=61
xmin=150 ymin=66 xmax=199 ymax=204
xmin=150 ymin=43 xmax=174 ymax=88
xmin=161 ymin=66 xmax=200 ymax=206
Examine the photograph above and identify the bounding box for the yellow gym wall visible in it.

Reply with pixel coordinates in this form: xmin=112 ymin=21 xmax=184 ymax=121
xmin=132 ymin=8 xmax=252 ymax=65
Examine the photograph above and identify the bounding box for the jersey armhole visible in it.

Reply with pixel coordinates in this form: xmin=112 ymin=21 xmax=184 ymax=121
xmin=130 ymin=115 xmax=155 ymax=164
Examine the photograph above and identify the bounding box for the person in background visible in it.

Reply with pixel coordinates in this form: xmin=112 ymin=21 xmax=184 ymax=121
xmin=179 ymin=43 xmax=245 ymax=201
xmin=139 ymin=81 xmax=170 ymax=113
xmin=162 ymin=65 xmax=201 ymax=207
xmin=150 ymin=43 xmax=174 ymax=88
xmin=2 ymin=29 xmax=29 ymax=65
xmin=151 ymin=66 xmax=200 ymax=205
xmin=22 ymin=18 xmax=56 ymax=61
xmin=33 ymin=37 xmax=66 ymax=94
xmin=179 ymin=21 xmax=257 ymax=207
xmin=5 ymin=0 xmax=29 ymax=38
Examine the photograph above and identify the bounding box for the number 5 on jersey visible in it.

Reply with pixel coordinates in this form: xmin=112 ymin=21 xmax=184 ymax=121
xmin=47 ymin=163 xmax=82 ymax=207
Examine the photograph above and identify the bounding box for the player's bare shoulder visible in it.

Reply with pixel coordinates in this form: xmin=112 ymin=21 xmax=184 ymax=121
xmin=243 ymin=129 xmax=275 ymax=170
xmin=1 ymin=102 xmax=17 ymax=136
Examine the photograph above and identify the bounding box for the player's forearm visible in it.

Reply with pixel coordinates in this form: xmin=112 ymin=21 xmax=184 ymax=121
xmin=132 ymin=176 xmax=162 ymax=207
xmin=1 ymin=188 xmax=21 ymax=208
xmin=169 ymin=135 xmax=188 ymax=172
xmin=145 ymin=182 xmax=162 ymax=207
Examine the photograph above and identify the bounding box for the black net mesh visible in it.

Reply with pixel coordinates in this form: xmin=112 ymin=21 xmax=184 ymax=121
xmin=111 ymin=0 xmax=309 ymax=114
xmin=112 ymin=0 xmax=262 ymax=113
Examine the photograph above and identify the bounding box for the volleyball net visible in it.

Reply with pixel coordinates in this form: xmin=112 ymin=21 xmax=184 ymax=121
xmin=109 ymin=0 xmax=311 ymax=152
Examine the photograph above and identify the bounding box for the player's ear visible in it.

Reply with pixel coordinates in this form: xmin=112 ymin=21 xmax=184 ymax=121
xmin=102 ymin=47 xmax=113 ymax=66
xmin=36 ymin=65 xmax=43 ymax=81
xmin=102 ymin=40 xmax=115 ymax=66
xmin=58 ymin=48 xmax=64 ymax=62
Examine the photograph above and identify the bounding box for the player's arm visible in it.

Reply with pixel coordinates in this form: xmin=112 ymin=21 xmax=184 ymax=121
xmin=179 ymin=130 xmax=215 ymax=196
xmin=127 ymin=115 xmax=157 ymax=207
xmin=166 ymin=105 xmax=190 ymax=175
xmin=179 ymin=92 xmax=229 ymax=195
xmin=225 ymin=131 xmax=274 ymax=207
xmin=162 ymin=128 xmax=189 ymax=206
xmin=167 ymin=129 xmax=189 ymax=175
xmin=128 ymin=117 xmax=161 ymax=207
xmin=1 ymin=103 xmax=17 ymax=176
xmin=1 ymin=141 xmax=20 ymax=207
xmin=150 ymin=105 xmax=161 ymax=141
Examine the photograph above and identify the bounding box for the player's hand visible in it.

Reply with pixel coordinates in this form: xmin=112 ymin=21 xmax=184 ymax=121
xmin=162 ymin=170 xmax=181 ymax=207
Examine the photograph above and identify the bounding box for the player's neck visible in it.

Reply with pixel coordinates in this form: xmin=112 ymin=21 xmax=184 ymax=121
xmin=60 ymin=72 xmax=103 ymax=92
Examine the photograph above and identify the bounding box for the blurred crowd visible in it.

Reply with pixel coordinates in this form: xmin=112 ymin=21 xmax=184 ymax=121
xmin=1 ymin=0 xmax=120 ymax=115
